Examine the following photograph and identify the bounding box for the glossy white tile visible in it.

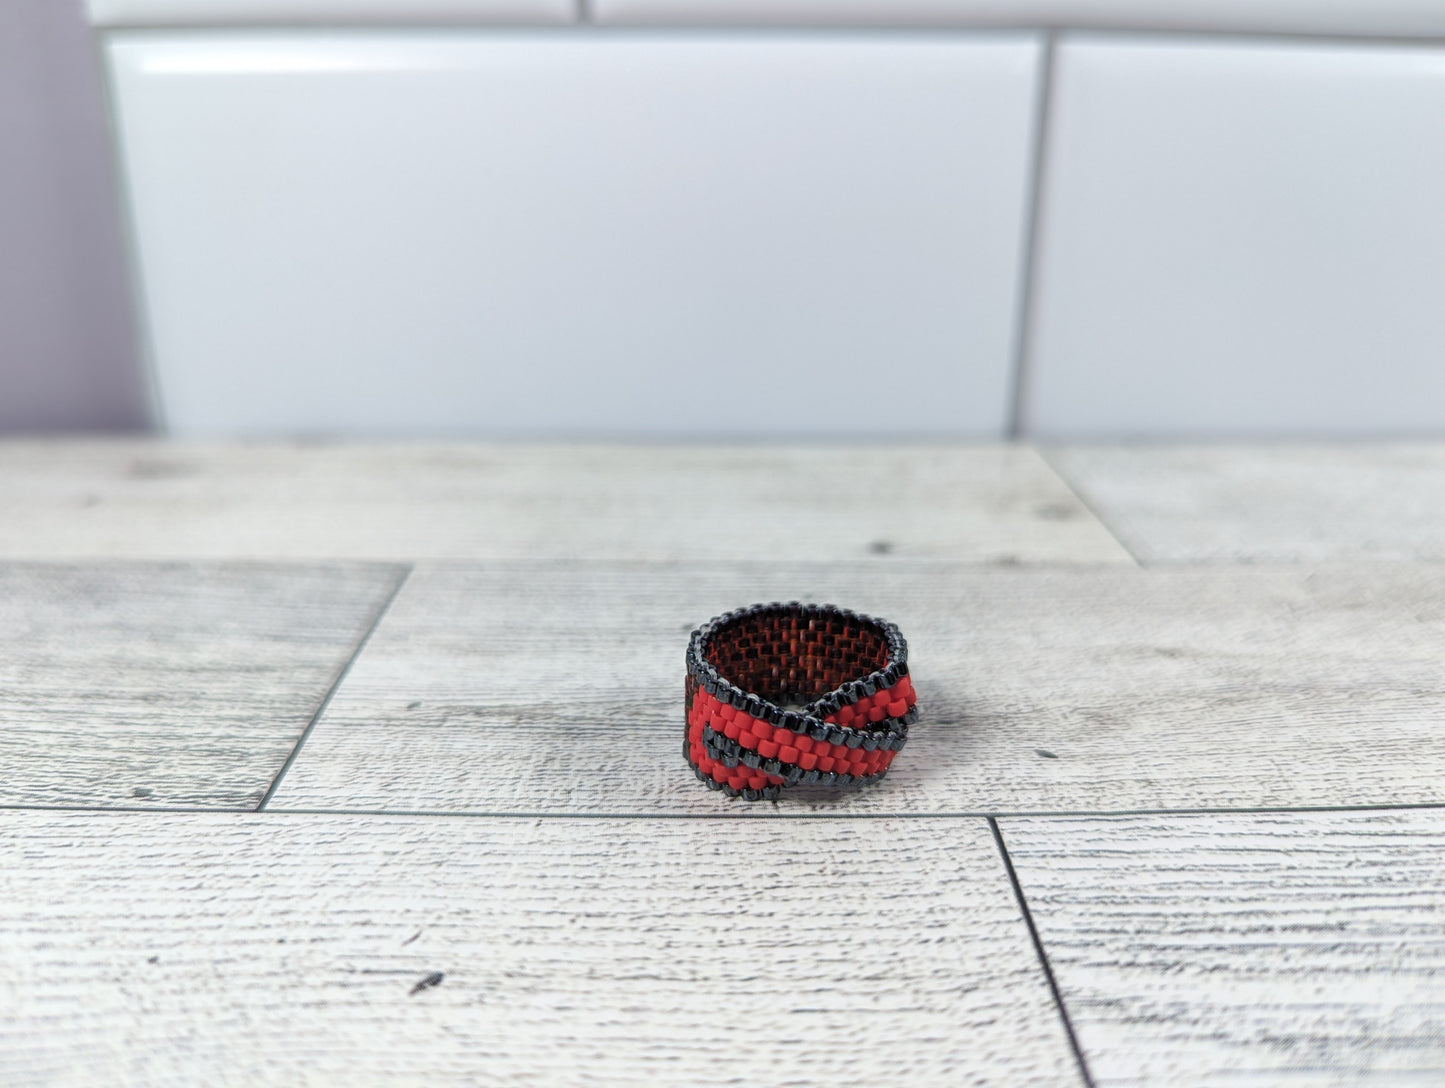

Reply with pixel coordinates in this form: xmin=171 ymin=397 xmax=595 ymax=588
xmin=595 ymin=0 xmax=1445 ymax=37
xmin=89 ymin=0 xmax=575 ymax=25
xmin=108 ymin=32 xmax=1038 ymax=437
xmin=1026 ymin=36 xmax=1445 ymax=436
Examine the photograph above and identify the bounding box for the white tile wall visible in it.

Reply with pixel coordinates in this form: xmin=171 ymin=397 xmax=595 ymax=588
xmin=89 ymin=0 xmax=576 ymax=25
xmin=1025 ymin=36 xmax=1445 ymax=437
xmin=594 ymin=1 xmax=1445 ymax=37
xmin=108 ymin=32 xmax=1040 ymax=437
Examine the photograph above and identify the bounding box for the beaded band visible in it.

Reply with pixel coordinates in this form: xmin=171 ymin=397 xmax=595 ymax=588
xmin=684 ymin=601 xmax=919 ymax=801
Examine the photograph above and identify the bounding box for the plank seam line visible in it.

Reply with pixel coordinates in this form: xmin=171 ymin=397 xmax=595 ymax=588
xmin=988 ymin=816 xmax=1097 ymax=1088
xmin=6 ymin=800 xmax=1445 ymax=818
xmin=255 ymin=564 xmax=413 ymax=811
xmin=1036 ymin=446 xmax=1149 ymax=566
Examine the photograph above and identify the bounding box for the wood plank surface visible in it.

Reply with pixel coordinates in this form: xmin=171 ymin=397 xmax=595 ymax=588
xmin=0 ymin=562 xmax=402 ymax=808
xmin=0 ymin=810 xmax=1081 ymax=1087
xmin=1049 ymin=443 xmax=1445 ymax=563
xmin=273 ymin=561 xmax=1445 ymax=814
xmin=0 ymin=441 xmax=1133 ymax=563
xmin=1000 ymin=810 xmax=1445 ymax=1086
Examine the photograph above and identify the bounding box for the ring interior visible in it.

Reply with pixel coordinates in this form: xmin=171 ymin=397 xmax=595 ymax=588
xmin=703 ymin=607 xmax=890 ymax=709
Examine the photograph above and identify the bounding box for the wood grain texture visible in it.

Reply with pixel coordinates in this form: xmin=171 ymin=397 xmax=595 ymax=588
xmin=1049 ymin=443 xmax=1445 ymax=563
xmin=0 ymin=811 xmax=1081 ymax=1087
xmin=0 ymin=440 xmax=1132 ymax=563
xmin=0 ymin=562 xmax=401 ymax=808
xmin=273 ymin=561 xmax=1445 ymax=814
xmin=1000 ymin=810 xmax=1445 ymax=1086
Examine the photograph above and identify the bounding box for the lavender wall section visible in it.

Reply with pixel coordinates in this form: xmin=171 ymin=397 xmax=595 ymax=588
xmin=0 ymin=0 xmax=149 ymax=432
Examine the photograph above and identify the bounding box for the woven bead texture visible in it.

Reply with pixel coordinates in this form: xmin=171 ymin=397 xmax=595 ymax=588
xmin=684 ymin=602 xmax=919 ymax=801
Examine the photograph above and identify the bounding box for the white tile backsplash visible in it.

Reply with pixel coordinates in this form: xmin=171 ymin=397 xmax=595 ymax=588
xmin=89 ymin=0 xmax=576 ymax=25
xmin=595 ymin=1 xmax=1445 ymax=37
xmin=1025 ymin=35 xmax=1445 ymax=437
xmin=109 ymin=32 xmax=1040 ymax=436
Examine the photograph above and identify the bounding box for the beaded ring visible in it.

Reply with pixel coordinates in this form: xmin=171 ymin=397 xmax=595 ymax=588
xmin=684 ymin=601 xmax=919 ymax=801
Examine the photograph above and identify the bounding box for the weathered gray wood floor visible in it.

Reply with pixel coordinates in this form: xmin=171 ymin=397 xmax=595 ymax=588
xmin=2 ymin=441 xmax=1442 ymax=1086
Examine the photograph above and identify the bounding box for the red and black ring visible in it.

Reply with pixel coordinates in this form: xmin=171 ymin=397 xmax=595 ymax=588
xmin=684 ymin=601 xmax=919 ymax=801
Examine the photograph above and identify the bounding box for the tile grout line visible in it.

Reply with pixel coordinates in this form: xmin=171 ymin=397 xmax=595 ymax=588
xmin=92 ymin=24 xmax=167 ymax=433
xmin=988 ymin=816 xmax=1097 ymax=1088
xmin=1006 ymin=29 xmax=1056 ymax=440
xmin=255 ymin=564 xmax=413 ymax=811
xmin=1036 ymin=445 xmax=1150 ymax=566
